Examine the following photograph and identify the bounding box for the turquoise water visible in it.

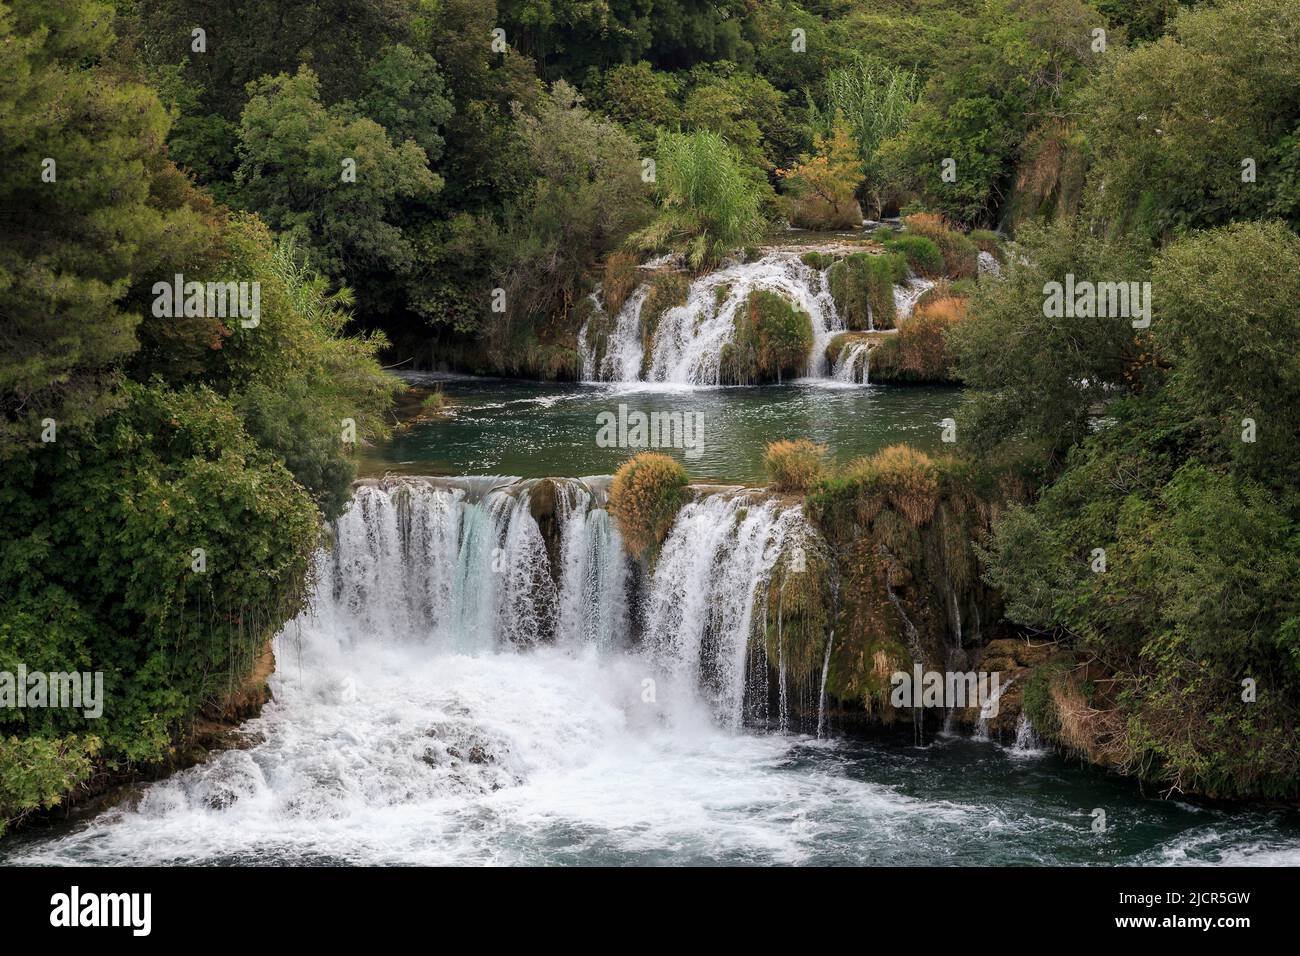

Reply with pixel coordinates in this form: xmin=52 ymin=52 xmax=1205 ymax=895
xmin=362 ymin=376 xmax=961 ymax=482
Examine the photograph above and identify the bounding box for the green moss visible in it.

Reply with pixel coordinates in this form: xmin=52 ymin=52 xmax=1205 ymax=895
xmin=967 ymin=229 xmax=1003 ymax=261
xmin=800 ymin=250 xmax=839 ymax=270
xmin=1021 ymin=662 xmax=1068 ymax=739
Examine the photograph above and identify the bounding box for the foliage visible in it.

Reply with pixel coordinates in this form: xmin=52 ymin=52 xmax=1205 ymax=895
xmin=608 ymin=453 xmax=690 ymax=561
xmin=817 ymin=59 xmax=920 ymax=217
xmin=901 ymin=213 xmax=979 ymax=278
xmin=1082 ymin=0 xmax=1300 ymax=239
xmin=977 ymin=219 xmax=1300 ymax=797
xmin=631 ymin=130 xmax=766 ymax=270
xmin=882 ymin=235 xmax=944 ymax=277
xmin=779 ymin=120 xmax=864 ymax=229
xmin=871 ymin=296 xmax=970 ymax=383
xmin=948 ymin=218 xmax=1152 ymax=464
xmin=721 ymin=291 xmax=814 ymax=384
xmin=764 ymin=439 xmax=827 ymax=493
xmin=500 ymin=81 xmax=651 ymax=335
xmin=0 ymin=0 xmax=218 ymax=454
xmin=828 ymin=252 xmax=909 ymax=330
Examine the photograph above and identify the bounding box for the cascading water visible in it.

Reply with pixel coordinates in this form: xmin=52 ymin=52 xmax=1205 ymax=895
xmin=831 ymin=341 xmax=871 ymax=384
xmin=577 ymin=251 xmax=843 ymax=385
xmin=640 ymin=490 xmax=809 ymax=728
xmin=554 ymin=476 xmax=631 ymax=649
xmin=648 ymin=253 xmax=839 ymax=385
xmin=893 ymin=276 xmax=935 ymax=320
xmin=577 ymin=287 xmax=647 ymax=382
xmin=10 ymin=479 xmax=1300 ymax=866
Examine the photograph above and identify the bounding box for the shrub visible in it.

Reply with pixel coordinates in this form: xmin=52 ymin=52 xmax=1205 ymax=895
xmin=839 ymin=445 xmax=940 ymax=526
xmin=883 ymin=234 xmax=944 ymax=277
xmin=631 ymin=129 xmax=766 ymax=270
xmin=722 ymin=291 xmax=814 ymax=384
xmin=764 ymin=439 xmax=828 ymax=492
xmin=0 ymin=735 xmax=101 ymax=837
xmin=780 ymin=120 xmax=864 ymax=230
xmin=902 ymin=213 xmax=979 ymax=278
xmin=967 ymin=229 xmax=1004 ymax=261
xmin=828 ymin=252 xmax=908 ymax=330
xmin=801 ymin=251 xmax=839 ymax=270
xmin=609 ymin=453 xmax=689 ymax=560
xmin=871 ymin=296 xmax=969 ymax=383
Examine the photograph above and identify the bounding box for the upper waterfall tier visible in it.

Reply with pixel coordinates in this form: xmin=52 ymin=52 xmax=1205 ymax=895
xmin=576 ymin=247 xmax=942 ymax=386
xmin=578 ymin=250 xmax=841 ymax=385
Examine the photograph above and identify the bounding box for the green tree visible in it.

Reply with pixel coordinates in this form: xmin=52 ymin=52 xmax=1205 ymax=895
xmin=234 ymin=66 xmax=442 ymax=285
xmin=0 ymin=0 xmax=216 ymax=455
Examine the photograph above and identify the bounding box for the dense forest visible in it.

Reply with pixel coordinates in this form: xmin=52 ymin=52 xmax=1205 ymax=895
xmin=1 ymin=0 xmax=1298 ymax=834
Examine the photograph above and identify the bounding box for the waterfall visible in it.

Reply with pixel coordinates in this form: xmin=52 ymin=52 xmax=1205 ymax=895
xmin=641 ymin=491 xmax=809 ymax=728
xmin=325 ymin=477 xmax=630 ymax=652
xmin=577 ymin=288 xmax=647 ymax=382
xmin=554 ymin=477 xmax=631 ymax=649
xmin=831 ymin=341 xmax=870 ymax=384
xmin=977 ymin=251 xmax=1001 ymax=277
xmin=577 ymin=251 xmax=842 ymax=385
xmin=322 ymin=478 xmax=818 ymax=731
xmin=816 ymin=628 xmax=835 ymax=738
xmin=893 ymin=276 xmax=935 ymax=320
xmin=648 ymin=252 xmax=839 ymax=384
xmin=1010 ymin=713 xmax=1045 ymax=757
xmin=974 ymin=676 xmax=1015 ymax=742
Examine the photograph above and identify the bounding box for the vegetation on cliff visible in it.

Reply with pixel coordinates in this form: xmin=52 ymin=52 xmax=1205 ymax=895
xmin=608 ymin=453 xmax=690 ymax=562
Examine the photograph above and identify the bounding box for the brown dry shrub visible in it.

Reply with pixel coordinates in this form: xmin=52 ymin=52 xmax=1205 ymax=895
xmin=608 ymin=452 xmax=689 ymax=559
xmin=843 ymin=445 xmax=940 ymax=526
xmin=602 ymin=251 xmax=640 ymax=316
xmin=763 ymin=439 xmax=827 ymax=493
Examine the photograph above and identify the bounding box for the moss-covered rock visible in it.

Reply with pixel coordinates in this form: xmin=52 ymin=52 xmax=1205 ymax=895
xmin=883 ymin=234 xmax=944 ymax=277
xmin=609 ymin=453 xmax=689 ymax=563
xmin=720 ymin=290 xmax=814 ymax=384
xmin=828 ymin=251 xmax=908 ymax=330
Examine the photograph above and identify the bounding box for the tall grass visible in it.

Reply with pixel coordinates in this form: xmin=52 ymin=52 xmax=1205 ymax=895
xmin=632 ymin=130 xmax=765 ymax=270
xmin=816 ymin=60 xmax=920 ymax=216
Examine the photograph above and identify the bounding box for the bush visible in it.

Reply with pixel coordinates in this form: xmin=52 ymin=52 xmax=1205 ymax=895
xmin=609 ymin=453 xmax=690 ymax=560
xmin=632 ymin=129 xmax=766 ymax=270
xmin=829 ymin=252 xmax=908 ymax=329
xmin=902 ymin=213 xmax=979 ymax=278
xmin=722 ymin=291 xmax=814 ymax=384
xmin=764 ymin=439 xmax=828 ymax=492
xmin=838 ymin=445 xmax=941 ymax=526
xmin=883 ymin=235 xmax=944 ymax=277
xmin=800 ymin=251 xmax=839 ymax=270
xmin=871 ymin=296 xmax=969 ymax=383
xmin=967 ymin=229 xmax=1004 ymax=261
xmin=0 ymin=735 xmax=101 ymax=837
